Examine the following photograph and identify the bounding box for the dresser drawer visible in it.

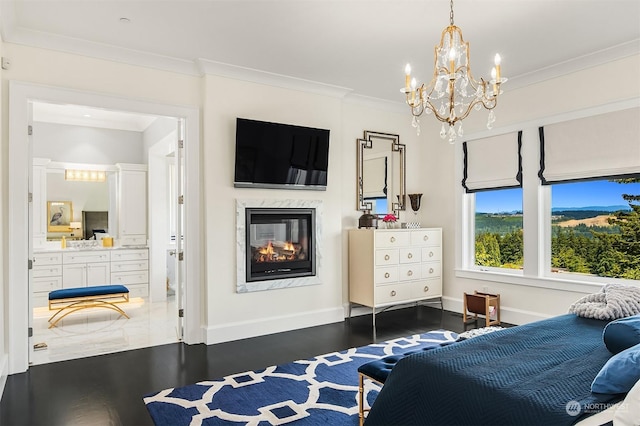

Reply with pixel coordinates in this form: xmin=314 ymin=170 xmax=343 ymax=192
xmin=33 ymin=276 xmax=63 ymax=293
xmin=120 ymin=235 xmax=147 ymax=246
xmin=126 ymin=283 xmax=148 ymax=298
xmin=399 ymin=264 xmax=420 ymax=282
xmin=376 ymin=231 xmax=410 ymax=248
xmin=111 ymin=270 xmax=149 ymax=285
xmin=33 ymin=292 xmax=50 ymax=308
xmin=375 ymin=249 xmax=399 ymax=266
xmin=111 ymin=260 xmax=149 ymax=273
xmin=399 ymin=248 xmax=420 ymax=264
xmin=375 ymin=282 xmax=413 ymax=304
xmin=63 ymin=251 xmax=110 ymax=264
xmin=413 ymin=279 xmax=441 ymax=299
xmin=111 ymin=249 xmax=148 ymax=262
xmin=411 ymin=229 xmax=440 ymax=246
xmin=33 ymin=265 xmax=63 ymax=278
xmin=422 ymin=247 xmax=441 ymax=262
xmin=421 ymin=263 xmax=442 ymax=278
xmin=33 ymin=252 xmax=62 ymax=266
xmin=374 ymin=266 xmax=398 ymax=285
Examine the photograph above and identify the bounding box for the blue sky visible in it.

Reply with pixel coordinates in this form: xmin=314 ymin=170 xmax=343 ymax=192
xmin=476 ymin=180 xmax=640 ymax=213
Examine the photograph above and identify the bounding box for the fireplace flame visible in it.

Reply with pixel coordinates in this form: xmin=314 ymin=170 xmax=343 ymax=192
xmin=254 ymin=240 xmax=302 ymax=262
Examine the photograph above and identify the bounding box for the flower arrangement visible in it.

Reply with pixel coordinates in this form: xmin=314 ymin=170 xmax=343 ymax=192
xmin=382 ymin=214 xmax=397 ymax=223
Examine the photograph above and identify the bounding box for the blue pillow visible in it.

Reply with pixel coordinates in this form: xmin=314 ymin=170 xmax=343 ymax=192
xmin=592 ymin=342 xmax=640 ymax=394
xmin=603 ymin=314 xmax=640 ymax=354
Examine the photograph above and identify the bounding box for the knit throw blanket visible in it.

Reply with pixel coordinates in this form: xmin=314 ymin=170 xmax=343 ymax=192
xmin=569 ymin=283 xmax=640 ymax=320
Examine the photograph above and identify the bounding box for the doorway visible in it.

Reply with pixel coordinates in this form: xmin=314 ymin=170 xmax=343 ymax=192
xmin=8 ymin=82 xmax=202 ymax=374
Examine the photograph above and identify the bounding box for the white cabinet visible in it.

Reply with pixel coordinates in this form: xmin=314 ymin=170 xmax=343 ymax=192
xmin=117 ymin=164 xmax=147 ymax=246
xmin=348 ymin=228 xmax=443 ymax=326
xmin=111 ymin=248 xmax=149 ymax=298
xmin=32 ymin=248 xmax=150 ymax=308
xmin=32 ymin=251 xmax=63 ymax=307
xmin=62 ymin=251 xmax=111 ymax=288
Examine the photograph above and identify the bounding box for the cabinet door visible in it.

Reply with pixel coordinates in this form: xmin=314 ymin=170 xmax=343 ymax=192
xmin=63 ymin=264 xmax=87 ymax=288
xmin=119 ymin=170 xmax=147 ymax=236
xmin=86 ymin=262 xmax=111 ymax=286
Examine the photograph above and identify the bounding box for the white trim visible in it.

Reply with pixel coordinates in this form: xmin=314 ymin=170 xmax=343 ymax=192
xmin=443 ymin=295 xmax=552 ymax=326
xmin=7 ymin=81 xmax=203 ymax=374
xmin=457 ymin=98 xmax=640 ymax=293
xmin=0 ymin=354 xmax=8 ymax=400
xmin=195 ymin=58 xmax=352 ymax=99
xmin=204 ymin=307 xmax=344 ymax=345
xmin=507 ymin=40 xmax=640 ymax=91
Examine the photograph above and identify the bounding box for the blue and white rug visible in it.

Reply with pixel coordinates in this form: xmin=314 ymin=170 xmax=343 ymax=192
xmin=144 ymin=330 xmax=458 ymax=425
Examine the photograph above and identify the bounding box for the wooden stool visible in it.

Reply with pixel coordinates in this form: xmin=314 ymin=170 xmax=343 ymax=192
xmin=463 ymin=291 xmax=500 ymax=327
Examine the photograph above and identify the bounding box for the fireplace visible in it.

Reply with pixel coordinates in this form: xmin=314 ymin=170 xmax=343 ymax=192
xmin=245 ymin=208 xmax=316 ymax=282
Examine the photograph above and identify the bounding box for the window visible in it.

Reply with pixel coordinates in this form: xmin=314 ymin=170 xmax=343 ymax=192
xmin=551 ymin=178 xmax=640 ymax=279
xmin=474 ymin=188 xmax=523 ymax=269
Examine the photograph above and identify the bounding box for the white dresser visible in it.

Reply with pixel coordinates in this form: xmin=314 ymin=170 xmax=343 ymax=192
xmin=32 ymin=247 xmax=149 ymax=307
xmin=348 ymin=228 xmax=443 ymax=326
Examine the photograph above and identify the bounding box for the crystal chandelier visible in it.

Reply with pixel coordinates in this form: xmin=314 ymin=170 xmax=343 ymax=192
xmin=401 ymin=0 xmax=506 ymax=142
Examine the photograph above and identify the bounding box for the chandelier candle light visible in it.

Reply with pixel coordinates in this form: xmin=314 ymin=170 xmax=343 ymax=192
xmin=401 ymin=0 xmax=506 ymax=142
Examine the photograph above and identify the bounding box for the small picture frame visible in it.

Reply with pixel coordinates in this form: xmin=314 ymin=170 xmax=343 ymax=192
xmin=47 ymin=201 xmax=73 ymax=232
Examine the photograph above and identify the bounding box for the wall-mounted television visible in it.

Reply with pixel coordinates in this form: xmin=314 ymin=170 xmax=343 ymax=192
xmin=234 ymin=118 xmax=330 ymax=190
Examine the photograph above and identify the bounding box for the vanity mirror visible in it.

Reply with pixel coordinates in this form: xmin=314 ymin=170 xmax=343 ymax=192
xmin=356 ymin=131 xmax=406 ymax=218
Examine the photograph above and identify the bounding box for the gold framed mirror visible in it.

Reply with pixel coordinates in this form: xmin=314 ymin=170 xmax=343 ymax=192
xmin=356 ymin=131 xmax=406 ymax=218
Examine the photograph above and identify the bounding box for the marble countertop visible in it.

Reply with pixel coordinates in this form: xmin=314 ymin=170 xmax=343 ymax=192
xmin=34 ymin=245 xmax=147 ymax=253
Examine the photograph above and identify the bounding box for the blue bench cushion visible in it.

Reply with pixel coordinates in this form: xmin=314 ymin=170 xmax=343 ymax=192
xmin=358 ymin=342 xmax=455 ymax=384
xmin=49 ymin=285 xmax=129 ymax=300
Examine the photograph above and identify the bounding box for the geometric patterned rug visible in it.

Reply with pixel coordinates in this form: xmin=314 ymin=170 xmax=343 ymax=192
xmin=143 ymin=330 xmax=458 ymax=425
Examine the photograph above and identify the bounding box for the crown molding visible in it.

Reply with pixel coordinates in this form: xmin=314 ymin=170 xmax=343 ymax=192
xmin=507 ymin=39 xmax=640 ymax=91
xmin=195 ymin=58 xmax=352 ymax=99
xmin=342 ymin=93 xmax=407 ymax=114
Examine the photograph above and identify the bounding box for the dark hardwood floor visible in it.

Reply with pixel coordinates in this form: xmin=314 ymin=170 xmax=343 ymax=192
xmin=0 ymin=306 xmax=470 ymax=426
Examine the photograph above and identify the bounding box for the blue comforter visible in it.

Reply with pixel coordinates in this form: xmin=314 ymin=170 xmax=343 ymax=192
xmin=365 ymin=314 xmax=619 ymax=425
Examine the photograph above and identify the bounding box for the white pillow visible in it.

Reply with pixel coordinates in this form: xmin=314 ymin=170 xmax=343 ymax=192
xmin=614 ymin=378 xmax=640 ymax=426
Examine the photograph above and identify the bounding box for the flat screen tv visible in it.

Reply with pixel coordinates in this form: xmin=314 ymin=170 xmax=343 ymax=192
xmin=234 ymin=118 xmax=330 ymax=190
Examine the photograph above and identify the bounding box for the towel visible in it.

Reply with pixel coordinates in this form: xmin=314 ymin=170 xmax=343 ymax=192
xmin=569 ymin=283 xmax=640 ymax=320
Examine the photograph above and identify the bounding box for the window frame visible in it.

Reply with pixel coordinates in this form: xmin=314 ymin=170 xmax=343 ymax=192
xmin=457 ymin=99 xmax=640 ymax=293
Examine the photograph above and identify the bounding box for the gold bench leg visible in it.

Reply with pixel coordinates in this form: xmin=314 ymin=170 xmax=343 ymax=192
xmin=359 ymin=373 xmax=365 ymax=426
xmin=48 ymin=297 xmax=130 ymax=328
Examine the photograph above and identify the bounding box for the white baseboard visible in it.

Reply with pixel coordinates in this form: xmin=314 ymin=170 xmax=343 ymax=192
xmin=0 ymin=353 xmax=8 ymax=401
xmin=442 ymin=296 xmax=552 ymax=325
xmin=204 ymin=307 xmax=344 ymax=344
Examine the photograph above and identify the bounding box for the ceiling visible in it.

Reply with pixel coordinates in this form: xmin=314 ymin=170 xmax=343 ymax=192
xmin=2 ymin=0 xmax=639 ymax=109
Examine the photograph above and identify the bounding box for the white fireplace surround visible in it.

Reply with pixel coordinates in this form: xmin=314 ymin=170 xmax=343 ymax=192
xmin=236 ymin=199 xmax=323 ymax=292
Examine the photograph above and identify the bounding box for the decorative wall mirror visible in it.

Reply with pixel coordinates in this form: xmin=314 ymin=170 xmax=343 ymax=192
xmin=357 ymin=131 xmax=406 ymax=218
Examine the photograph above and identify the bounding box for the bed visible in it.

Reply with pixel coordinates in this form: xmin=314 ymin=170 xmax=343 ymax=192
xmin=364 ymin=314 xmax=625 ymax=425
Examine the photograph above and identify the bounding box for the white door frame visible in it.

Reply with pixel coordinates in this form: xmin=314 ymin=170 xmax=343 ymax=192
xmin=8 ymin=81 xmax=203 ymax=374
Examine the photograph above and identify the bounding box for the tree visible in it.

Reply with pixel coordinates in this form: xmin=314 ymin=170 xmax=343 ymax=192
xmin=475 ymin=233 xmax=502 ymax=267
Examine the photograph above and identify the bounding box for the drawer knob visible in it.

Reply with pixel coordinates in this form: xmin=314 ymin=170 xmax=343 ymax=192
xmin=384 ymin=272 xmax=390 ymax=279
xmin=429 ymin=268 xmax=434 ymax=274
xmin=424 ymin=285 xmax=430 ymax=292
xmin=423 ymin=235 xmax=429 ymax=241
xmin=429 ymin=251 xmax=434 ymax=257
xmin=390 ymin=290 xmax=397 ymax=297
xmin=384 ymin=254 xmax=390 ymax=261
xmin=407 ymin=270 xmax=413 ymax=277
xmin=407 ymin=253 xmax=413 ymax=259
xmin=390 ymin=237 xmax=396 ymax=243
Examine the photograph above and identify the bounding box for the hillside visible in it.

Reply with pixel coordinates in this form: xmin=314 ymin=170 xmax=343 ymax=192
xmin=555 ymin=215 xmax=613 ymax=228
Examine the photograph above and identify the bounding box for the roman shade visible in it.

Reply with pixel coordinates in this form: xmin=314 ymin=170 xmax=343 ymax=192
xmin=539 ymin=107 xmax=640 ymax=184
xmin=462 ymin=131 xmax=522 ymax=192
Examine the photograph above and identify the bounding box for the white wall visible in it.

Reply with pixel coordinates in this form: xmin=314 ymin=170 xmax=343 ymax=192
xmin=430 ymin=54 xmax=640 ymax=324
xmin=33 ymin=122 xmax=145 ymax=164
xmin=0 ymin=31 xmax=7 ymax=394
xmin=1 ymin=40 xmax=639 ymax=376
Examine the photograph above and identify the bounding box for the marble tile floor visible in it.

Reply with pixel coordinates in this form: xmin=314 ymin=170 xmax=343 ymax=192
xmin=30 ymin=295 xmax=179 ymax=365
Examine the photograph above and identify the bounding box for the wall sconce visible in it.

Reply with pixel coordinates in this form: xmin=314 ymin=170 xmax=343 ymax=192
xmin=65 ymin=169 xmax=106 ymax=182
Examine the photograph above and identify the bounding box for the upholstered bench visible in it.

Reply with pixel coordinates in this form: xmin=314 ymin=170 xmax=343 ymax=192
xmin=357 ymin=341 xmax=457 ymax=426
xmin=48 ymin=284 xmax=130 ymax=328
